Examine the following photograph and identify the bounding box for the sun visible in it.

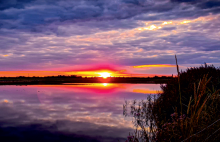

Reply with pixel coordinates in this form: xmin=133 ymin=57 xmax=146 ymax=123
xmin=103 ymin=83 xmax=108 ymax=86
xmin=98 ymin=72 xmax=111 ymax=79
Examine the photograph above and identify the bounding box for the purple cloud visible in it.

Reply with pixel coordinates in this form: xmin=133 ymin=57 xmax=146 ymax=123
xmin=0 ymin=0 xmax=219 ymax=72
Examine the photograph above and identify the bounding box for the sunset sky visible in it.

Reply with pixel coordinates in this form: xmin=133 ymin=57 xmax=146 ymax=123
xmin=0 ymin=0 xmax=220 ymax=77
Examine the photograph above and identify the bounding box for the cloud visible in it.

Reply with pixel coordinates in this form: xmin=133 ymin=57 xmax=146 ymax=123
xmin=198 ymin=1 xmax=220 ymax=9
xmin=170 ymin=0 xmax=198 ymax=3
xmin=0 ymin=0 xmax=37 ymax=10
xmin=0 ymin=0 xmax=190 ymax=33
xmin=0 ymin=0 xmax=219 ymax=38
xmin=0 ymin=0 xmax=219 ymax=72
xmin=133 ymin=64 xmax=176 ymax=68
xmin=171 ymin=0 xmax=220 ymax=10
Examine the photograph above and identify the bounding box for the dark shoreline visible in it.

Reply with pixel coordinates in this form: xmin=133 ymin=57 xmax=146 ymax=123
xmin=0 ymin=76 xmax=173 ymax=85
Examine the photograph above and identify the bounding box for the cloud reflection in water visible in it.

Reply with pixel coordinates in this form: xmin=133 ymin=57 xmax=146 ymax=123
xmin=0 ymin=84 xmax=161 ymax=142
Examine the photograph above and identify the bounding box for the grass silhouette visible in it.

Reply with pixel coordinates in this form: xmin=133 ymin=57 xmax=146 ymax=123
xmin=123 ymin=56 xmax=220 ymax=142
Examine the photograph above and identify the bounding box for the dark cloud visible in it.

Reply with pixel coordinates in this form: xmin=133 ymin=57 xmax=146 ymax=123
xmin=0 ymin=0 xmax=36 ymax=10
xmin=198 ymin=1 xmax=220 ymax=9
xmin=0 ymin=0 xmax=171 ymax=33
xmin=170 ymin=0 xmax=198 ymax=3
xmin=0 ymin=0 xmax=219 ymax=35
xmin=171 ymin=0 xmax=220 ymax=9
xmin=115 ymin=51 xmax=220 ymax=66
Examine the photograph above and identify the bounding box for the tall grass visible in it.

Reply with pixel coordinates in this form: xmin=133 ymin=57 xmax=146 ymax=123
xmin=123 ymin=58 xmax=220 ymax=142
xmin=175 ymin=55 xmax=182 ymax=114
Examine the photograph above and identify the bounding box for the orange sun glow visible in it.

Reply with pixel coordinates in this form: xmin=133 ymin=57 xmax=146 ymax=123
xmin=98 ymin=72 xmax=111 ymax=79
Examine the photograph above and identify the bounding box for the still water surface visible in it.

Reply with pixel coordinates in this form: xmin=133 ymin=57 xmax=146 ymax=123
xmin=0 ymin=83 xmax=161 ymax=142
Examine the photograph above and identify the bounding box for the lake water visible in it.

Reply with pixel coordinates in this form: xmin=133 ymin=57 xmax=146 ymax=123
xmin=0 ymin=83 xmax=161 ymax=142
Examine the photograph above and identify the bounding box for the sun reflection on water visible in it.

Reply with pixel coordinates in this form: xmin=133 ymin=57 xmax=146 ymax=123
xmin=103 ymin=83 xmax=108 ymax=86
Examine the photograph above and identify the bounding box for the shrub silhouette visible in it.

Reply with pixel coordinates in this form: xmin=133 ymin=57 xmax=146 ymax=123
xmin=153 ymin=64 xmax=220 ymax=127
xmin=124 ymin=63 xmax=220 ymax=142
